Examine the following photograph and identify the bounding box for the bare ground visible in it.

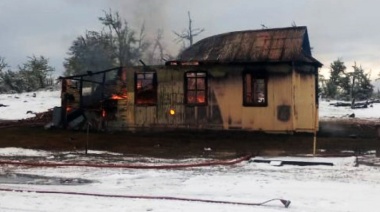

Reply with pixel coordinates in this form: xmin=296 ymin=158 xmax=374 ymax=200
xmin=0 ymin=118 xmax=379 ymax=159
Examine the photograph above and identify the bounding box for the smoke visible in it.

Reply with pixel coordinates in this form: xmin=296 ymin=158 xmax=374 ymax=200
xmin=107 ymin=0 xmax=179 ymax=59
xmin=109 ymin=0 xmax=169 ymax=30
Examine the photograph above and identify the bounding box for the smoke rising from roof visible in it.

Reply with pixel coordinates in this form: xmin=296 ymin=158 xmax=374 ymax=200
xmin=107 ymin=0 xmax=180 ymax=60
xmin=108 ymin=1 xmax=168 ymax=28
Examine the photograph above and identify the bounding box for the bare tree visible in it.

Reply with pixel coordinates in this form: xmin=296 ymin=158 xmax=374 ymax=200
xmin=173 ymin=11 xmax=204 ymax=47
xmin=147 ymin=29 xmax=171 ymax=64
xmin=99 ymin=9 xmax=148 ymax=66
xmin=63 ymin=30 xmax=115 ymax=76
xmin=137 ymin=22 xmax=150 ymax=55
xmin=18 ymin=55 xmax=55 ymax=90
xmin=64 ymin=9 xmax=149 ymax=76
xmin=0 ymin=56 xmax=8 ymax=71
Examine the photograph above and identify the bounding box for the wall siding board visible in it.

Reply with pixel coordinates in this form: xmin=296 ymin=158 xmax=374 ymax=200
xmin=271 ymin=74 xmax=293 ymax=131
xmin=63 ymin=64 xmax=317 ymax=133
xmin=294 ymin=72 xmax=317 ymax=132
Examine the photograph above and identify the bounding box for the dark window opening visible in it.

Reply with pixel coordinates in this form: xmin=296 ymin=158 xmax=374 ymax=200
xmin=243 ymin=73 xmax=268 ymax=107
xmin=184 ymin=71 xmax=207 ymax=105
xmin=135 ymin=72 xmax=157 ymax=106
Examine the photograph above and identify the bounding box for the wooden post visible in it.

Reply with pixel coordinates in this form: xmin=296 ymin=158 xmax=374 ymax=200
xmin=313 ymin=110 xmax=317 ymax=156
xmin=85 ymin=122 xmax=90 ymax=155
xmin=61 ymin=79 xmax=68 ymax=129
xmin=313 ymin=67 xmax=319 ymax=156
xmin=313 ymin=130 xmax=317 ymax=156
xmin=313 ymin=91 xmax=318 ymax=156
xmin=376 ymin=126 xmax=380 ymax=157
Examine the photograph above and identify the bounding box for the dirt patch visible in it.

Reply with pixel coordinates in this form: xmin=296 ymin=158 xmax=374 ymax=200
xmin=0 ymin=112 xmax=379 ymax=158
xmin=0 ymin=122 xmax=379 ymax=159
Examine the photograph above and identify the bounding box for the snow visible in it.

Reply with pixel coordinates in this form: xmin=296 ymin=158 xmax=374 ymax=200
xmin=0 ymin=147 xmax=51 ymax=157
xmin=319 ymin=99 xmax=380 ymax=120
xmin=0 ymin=90 xmax=61 ymax=120
xmin=1 ymin=89 xmax=379 ymax=121
xmin=1 ymin=90 xmax=380 ymax=211
xmin=0 ymin=148 xmax=380 ymax=211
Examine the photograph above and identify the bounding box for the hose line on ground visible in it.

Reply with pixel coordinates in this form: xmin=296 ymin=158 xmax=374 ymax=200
xmin=0 ymin=154 xmax=291 ymax=208
xmin=0 ymin=187 xmax=291 ymax=208
xmin=0 ymin=154 xmax=252 ymax=169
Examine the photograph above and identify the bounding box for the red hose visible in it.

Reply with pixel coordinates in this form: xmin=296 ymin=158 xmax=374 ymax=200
xmin=0 ymin=187 xmax=290 ymax=208
xmin=0 ymin=154 xmax=291 ymax=208
xmin=0 ymin=154 xmax=252 ymax=169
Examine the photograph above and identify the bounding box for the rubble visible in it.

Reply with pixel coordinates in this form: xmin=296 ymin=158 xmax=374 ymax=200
xmin=0 ymin=109 xmax=53 ymax=128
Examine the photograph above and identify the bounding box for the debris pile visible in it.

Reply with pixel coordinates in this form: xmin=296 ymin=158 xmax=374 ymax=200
xmin=23 ymin=109 xmax=53 ymax=124
xmin=329 ymin=99 xmax=380 ymax=109
xmin=0 ymin=109 xmax=53 ymax=128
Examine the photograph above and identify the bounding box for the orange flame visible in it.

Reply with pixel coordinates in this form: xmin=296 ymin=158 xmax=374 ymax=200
xmin=110 ymin=94 xmax=128 ymax=100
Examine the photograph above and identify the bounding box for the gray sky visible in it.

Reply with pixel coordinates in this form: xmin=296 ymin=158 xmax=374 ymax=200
xmin=1 ymin=0 xmax=380 ymax=80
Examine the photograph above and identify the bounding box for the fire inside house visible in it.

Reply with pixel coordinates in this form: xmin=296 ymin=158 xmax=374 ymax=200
xmin=58 ymin=26 xmax=322 ymax=133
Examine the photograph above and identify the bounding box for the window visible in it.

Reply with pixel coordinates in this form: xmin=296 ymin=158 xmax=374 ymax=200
xmin=184 ymin=71 xmax=207 ymax=105
xmin=135 ymin=72 xmax=157 ymax=105
xmin=243 ymin=72 xmax=268 ymax=106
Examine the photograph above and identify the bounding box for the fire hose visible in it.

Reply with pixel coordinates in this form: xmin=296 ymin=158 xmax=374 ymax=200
xmin=0 ymin=154 xmax=291 ymax=208
xmin=0 ymin=154 xmax=252 ymax=169
xmin=0 ymin=187 xmax=291 ymax=208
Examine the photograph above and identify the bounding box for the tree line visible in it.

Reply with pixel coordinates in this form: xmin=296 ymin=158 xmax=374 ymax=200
xmin=319 ymin=59 xmax=376 ymax=101
xmin=0 ymin=10 xmax=202 ymax=94
xmin=0 ymin=55 xmax=54 ymax=93
xmin=63 ymin=9 xmax=203 ymax=77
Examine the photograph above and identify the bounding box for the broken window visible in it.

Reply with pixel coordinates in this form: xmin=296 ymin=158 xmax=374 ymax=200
xmin=135 ymin=72 xmax=157 ymax=106
xmin=184 ymin=71 xmax=207 ymax=105
xmin=243 ymin=73 xmax=268 ymax=106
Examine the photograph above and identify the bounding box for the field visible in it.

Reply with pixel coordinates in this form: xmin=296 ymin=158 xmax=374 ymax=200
xmin=0 ymin=90 xmax=379 ymax=157
xmin=0 ymin=147 xmax=379 ymax=212
xmin=1 ymin=90 xmax=380 ymax=211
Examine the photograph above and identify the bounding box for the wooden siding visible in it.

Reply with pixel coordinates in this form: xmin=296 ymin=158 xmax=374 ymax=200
xmin=119 ymin=65 xmax=314 ymax=132
xmin=293 ymin=72 xmax=318 ymax=132
xmin=61 ymin=64 xmax=318 ymax=133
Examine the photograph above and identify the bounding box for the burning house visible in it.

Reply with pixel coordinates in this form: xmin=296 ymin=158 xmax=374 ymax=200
xmin=59 ymin=26 xmax=322 ymax=133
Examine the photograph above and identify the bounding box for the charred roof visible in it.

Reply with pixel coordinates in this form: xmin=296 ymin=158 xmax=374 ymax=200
xmin=176 ymin=26 xmax=322 ymax=67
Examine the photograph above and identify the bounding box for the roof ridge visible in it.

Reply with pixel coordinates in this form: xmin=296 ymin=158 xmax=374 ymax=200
xmin=210 ymin=26 xmax=307 ymax=38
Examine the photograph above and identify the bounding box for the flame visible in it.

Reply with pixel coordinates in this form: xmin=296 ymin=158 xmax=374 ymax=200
xmin=102 ymin=109 xmax=106 ymax=118
xmin=197 ymin=96 xmax=205 ymax=103
xmin=66 ymin=107 xmax=72 ymax=112
xmin=169 ymin=109 xmax=175 ymax=116
xmin=110 ymin=94 xmax=128 ymax=100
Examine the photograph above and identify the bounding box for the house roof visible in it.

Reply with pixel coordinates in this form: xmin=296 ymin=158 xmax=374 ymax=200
xmin=174 ymin=26 xmax=322 ymax=67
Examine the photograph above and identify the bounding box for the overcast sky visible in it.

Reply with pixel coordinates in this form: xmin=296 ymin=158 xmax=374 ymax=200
xmin=1 ymin=0 xmax=380 ymax=80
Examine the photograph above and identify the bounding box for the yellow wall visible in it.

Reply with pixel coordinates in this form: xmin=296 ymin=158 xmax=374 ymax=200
xmin=211 ymin=73 xmax=294 ymax=131
xmin=293 ymin=72 xmax=318 ymax=132
xmin=208 ymin=67 xmax=318 ymax=132
xmin=100 ymin=65 xmax=317 ymax=133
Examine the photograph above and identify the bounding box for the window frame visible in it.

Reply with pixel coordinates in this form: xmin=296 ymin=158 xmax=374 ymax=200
xmin=184 ymin=71 xmax=208 ymax=106
xmin=134 ymin=71 xmax=158 ymax=106
xmin=242 ymin=71 xmax=268 ymax=107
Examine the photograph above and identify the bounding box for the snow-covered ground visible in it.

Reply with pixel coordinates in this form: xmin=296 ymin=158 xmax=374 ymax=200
xmin=319 ymin=99 xmax=380 ymax=120
xmin=0 ymin=90 xmax=61 ymax=120
xmin=1 ymin=89 xmax=380 ymax=121
xmin=1 ymin=90 xmax=380 ymax=211
xmin=0 ymin=148 xmax=380 ymax=212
